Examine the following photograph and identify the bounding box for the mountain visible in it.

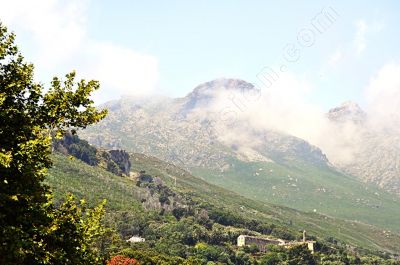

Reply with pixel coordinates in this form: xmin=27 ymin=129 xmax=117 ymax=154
xmin=80 ymin=78 xmax=400 ymax=234
xmin=327 ymin=101 xmax=400 ymax=194
xmin=180 ymin=78 xmax=256 ymax=114
xmin=328 ymin=101 xmax=366 ymax=124
xmin=83 ymin=78 xmax=329 ymax=168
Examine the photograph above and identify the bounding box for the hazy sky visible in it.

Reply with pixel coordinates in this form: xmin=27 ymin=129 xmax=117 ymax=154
xmin=1 ymin=0 xmax=399 ymax=109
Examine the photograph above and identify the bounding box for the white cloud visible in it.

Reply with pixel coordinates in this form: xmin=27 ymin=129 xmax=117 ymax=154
xmin=365 ymin=63 xmax=400 ymax=130
xmin=354 ymin=19 xmax=368 ymax=55
xmin=328 ymin=50 xmax=344 ymax=66
xmin=193 ymin=72 xmax=329 ymax=149
xmin=85 ymin=42 xmax=159 ymax=102
xmin=353 ymin=19 xmax=385 ymax=56
xmin=187 ymin=71 xmax=380 ymax=166
xmin=0 ymin=0 xmax=159 ymax=102
xmin=0 ymin=0 xmax=87 ymax=67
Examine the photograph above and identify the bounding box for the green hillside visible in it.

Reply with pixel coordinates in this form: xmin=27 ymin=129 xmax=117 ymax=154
xmin=190 ymin=156 xmax=400 ymax=233
xmin=47 ymin=153 xmax=400 ymax=255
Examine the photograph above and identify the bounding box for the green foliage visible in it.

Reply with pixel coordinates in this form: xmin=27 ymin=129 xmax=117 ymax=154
xmin=259 ymin=251 xmax=282 ymax=265
xmin=286 ymin=245 xmax=317 ymax=265
xmin=243 ymin=244 xmax=260 ymax=254
xmin=46 ymin=194 xmax=107 ymax=264
xmin=0 ymin=22 xmax=107 ymax=264
xmin=47 ymin=152 xmax=400 ymax=264
xmin=119 ymin=248 xmax=189 ymax=264
xmin=41 ymin=71 xmax=107 ymax=134
xmin=208 ymin=207 xmax=241 ymax=226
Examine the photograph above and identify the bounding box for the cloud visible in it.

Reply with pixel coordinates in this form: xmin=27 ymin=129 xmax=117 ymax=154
xmin=0 ymin=0 xmax=87 ymax=67
xmin=189 ymin=72 xmax=342 ymax=160
xmin=328 ymin=50 xmax=344 ymax=66
xmin=365 ymin=63 xmax=400 ymax=131
xmin=0 ymin=0 xmax=159 ymax=102
xmin=353 ymin=19 xmax=385 ymax=56
xmin=353 ymin=20 xmax=368 ymax=55
xmin=239 ymin=73 xmax=360 ymax=165
xmin=83 ymin=42 xmax=159 ymax=102
xmin=187 ymin=69 xmax=398 ymax=166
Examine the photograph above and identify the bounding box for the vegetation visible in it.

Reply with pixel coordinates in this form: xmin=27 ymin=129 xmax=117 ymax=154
xmin=107 ymin=255 xmax=139 ymax=265
xmin=0 ymin=22 xmax=108 ymax=264
xmin=55 ymin=132 xmax=99 ymax=165
xmin=129 ymin=153 xmax=400 ymax=254
xmin=191 ymin=156 xmax=400 ymax=233
xmin=47 ymin=153 xmax=400 ymax=264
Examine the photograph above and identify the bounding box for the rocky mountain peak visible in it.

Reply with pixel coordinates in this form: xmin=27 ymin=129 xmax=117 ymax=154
xmin=191 ymin=78 xmax=254 ymax=94
xmin=328 ymin=101 xmax=366 ymax=124
xmin=180 ymin=78 xmax=255 ymax=113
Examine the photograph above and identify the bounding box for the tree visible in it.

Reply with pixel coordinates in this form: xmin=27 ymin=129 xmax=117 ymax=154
xmin=46 ymin=195 xmax=108 ymax=264
xmin=0 ymin=22 xmax=107 ymax=264
xmin=107 ymin=255 xmax=139 ymax=265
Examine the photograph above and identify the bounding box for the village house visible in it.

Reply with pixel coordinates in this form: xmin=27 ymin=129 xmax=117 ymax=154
xmin=126 ymin=235 xmax=146 ymax=243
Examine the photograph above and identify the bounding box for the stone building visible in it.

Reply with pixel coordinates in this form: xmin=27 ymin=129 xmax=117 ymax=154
xmin=237 ymin=235 xmax=285 ymax=252
xmin=237 ymin=231 xmax=316 ymax=253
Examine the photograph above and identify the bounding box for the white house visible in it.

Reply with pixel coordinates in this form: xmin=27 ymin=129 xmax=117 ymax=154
xmin=126 ymin=236 xmax=145 ymax=243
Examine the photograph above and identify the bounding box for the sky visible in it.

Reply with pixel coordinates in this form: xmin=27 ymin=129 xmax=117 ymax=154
xmin=0 ymin=0 xmax=399 ymax=109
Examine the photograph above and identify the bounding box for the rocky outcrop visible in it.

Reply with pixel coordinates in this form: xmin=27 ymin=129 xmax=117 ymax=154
xmin=55 ymin=133 xmax=131 ymax=176
xmin=108 ymin=149 xmax=131 ymax=175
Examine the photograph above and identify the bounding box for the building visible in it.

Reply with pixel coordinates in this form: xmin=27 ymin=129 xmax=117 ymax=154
xmin=126 ymin=236 xmax=145 ymax=243
xmin=237 ymin=235 xmax=285 ymax=252
xmin=237 ymin=231 xmax=316 ymax=253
